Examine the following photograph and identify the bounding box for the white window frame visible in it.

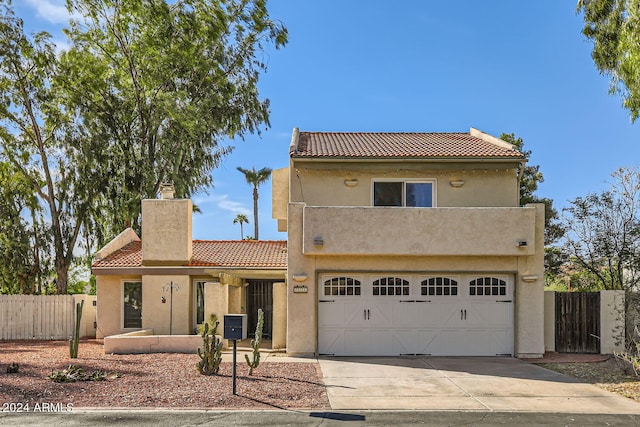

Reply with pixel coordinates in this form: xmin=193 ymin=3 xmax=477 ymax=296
xmin=371 ymin=178 xmax=437 ymax=207
xmin=122 ymin=280 xmax=142 ymax=330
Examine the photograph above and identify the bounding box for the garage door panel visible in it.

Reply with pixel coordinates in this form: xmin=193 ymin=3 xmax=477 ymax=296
xmin=441 ymin=329 xmax=466 ymax=355
xmin=395 ymin=329 xmax=441 ymax=355
xmin=368 ymin=302 xmax=394 ymax=326
xmin=440 ymin=303 xmax=467 ymax=327
xmin=318 ymin=302 xmax=345 ymax=327
xmin=467 ymin=302 xmax=512 ymax=327
xmin=467 ymin=329 xmax=512 ymax=356
xmin=343 ymin=329 xmax=395 ymax=356
xmin=318 ymin=273 xmax=513 ymax=357
xmin=318 ymin=328 xmax=343 ymax=355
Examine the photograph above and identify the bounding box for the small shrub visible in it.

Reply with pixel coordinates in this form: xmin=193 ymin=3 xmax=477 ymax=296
xmin=6 ymin=362 xmax=19 ymax=373
xmin=48 ymin=365 xmax=119 ymax=382
xmin=614 ymin=329 xmax=640 ymax=377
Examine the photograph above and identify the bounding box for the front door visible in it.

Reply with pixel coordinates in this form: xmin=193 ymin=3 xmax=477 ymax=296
xmin=246 ymin=280 xmax=273 ymax=339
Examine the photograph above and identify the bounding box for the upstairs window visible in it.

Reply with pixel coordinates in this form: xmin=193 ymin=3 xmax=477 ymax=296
xmin=373 ymin=180 xmax=434 ymax=207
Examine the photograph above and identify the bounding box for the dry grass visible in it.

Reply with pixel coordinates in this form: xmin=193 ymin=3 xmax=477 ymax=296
xmin=0 ymin=340 xmax=329 ymax=410
xmin=540 ymin=358 xmax=640 ymax=402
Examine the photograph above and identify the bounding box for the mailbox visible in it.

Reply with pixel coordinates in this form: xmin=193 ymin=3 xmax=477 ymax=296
xmin=223 ymin=314 xmax=247 ymax=340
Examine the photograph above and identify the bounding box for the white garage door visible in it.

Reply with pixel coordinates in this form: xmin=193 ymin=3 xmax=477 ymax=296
xmin=318 ymin=273 xmax=513 ymax=356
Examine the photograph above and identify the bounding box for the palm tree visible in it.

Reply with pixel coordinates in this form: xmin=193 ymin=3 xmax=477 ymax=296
xmin=237 ymin=166 xmax=272 ymax=240
xmin=233 ymin=214 xmax=249 ymax=239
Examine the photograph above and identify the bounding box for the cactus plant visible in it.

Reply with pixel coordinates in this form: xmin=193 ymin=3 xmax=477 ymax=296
xmin=69 ymin=299 xmax=84 ymax=358
xmin=196 ymin=321 xmax=222 ymax=375
xmin=245 ymin=308 xmax=263 ymax=375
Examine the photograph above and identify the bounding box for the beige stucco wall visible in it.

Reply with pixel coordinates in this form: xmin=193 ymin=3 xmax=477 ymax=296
xmin=141 ymin=199 xmax=193 ymax=265
xmin=141 ymin=275 xmax=192 ymax=335
xmin=287 ymin=162 xmax=520 ymax=208
xmin=72 ymin=294 xmax=97 ymax=339
xmin=228 ymin=284 xmax=244 ymax=315
xmin=600 ymin=290 xmax=625 ymax=354
xmin=513 ymin=203 xmax=545 ymax=357
xmin=95 ymin=274 xmax=142 ymax=339
xmin=302 ymin=206 xmax=536 ymax=256
xmin=272 ymin=282 xmax=287 ymax=350
xmin=285 ymin=202 xmax=546 ymax=357
xmin=206 ymin=282 xmax=229 ymax=347
xmin=272 ymin=167 xmax=289 ymax=230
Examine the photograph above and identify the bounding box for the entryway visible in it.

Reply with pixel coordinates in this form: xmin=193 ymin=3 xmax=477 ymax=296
xmin=246 ymin=279 xmax=274 ymax=339
xmin=555 ymin=292 xmax=601 ymax=353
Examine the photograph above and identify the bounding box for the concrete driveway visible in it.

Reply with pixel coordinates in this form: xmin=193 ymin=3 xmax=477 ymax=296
xmin=318 ymin=356 xmax=640 ymax=414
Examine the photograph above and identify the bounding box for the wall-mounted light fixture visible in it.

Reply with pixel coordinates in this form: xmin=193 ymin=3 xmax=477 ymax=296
xmin=344 ymin=179 xmax=359 ymax=187
xmin=450 ymin=180 xmax=465 ymax=188
xmin=521 ymin=275 xmax=538 ymax=283
xmin=313 ymin=238 xmax=324 ymax=247
xmin=292 ymin=273 xmax=308 ymax=282
xmin=517 ymin=241 xmax=528 ymax=247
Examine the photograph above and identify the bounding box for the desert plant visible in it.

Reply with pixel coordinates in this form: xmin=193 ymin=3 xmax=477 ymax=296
xmin=6 ymin=362 xmax=19 ymax=373
xmin=197 ymin=321 xmax=222 ymax=375
xmin=197 ymin=314 xmax=218 ymax=335
xmin=245 ymin=308 xmax=264 ymax=375
xmin=48 ymin=365 xmax=118 ymax=382
xmin=69 ymin=299 xmax=84 ymax=358
xmin=614 ymin=326 xmax=640 ymax=377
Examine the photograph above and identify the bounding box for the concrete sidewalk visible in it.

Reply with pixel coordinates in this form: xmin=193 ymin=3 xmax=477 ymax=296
xmin=318 ymin=356 xmax=640 ymax=414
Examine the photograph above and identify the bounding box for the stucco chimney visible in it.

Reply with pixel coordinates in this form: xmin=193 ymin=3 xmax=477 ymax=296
xmin=141 ymin=197 xmax=192 ymax=266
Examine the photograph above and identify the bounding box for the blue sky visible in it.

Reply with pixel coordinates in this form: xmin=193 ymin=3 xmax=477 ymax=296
xmin=16 ymin=1 xmax=640 ymax=242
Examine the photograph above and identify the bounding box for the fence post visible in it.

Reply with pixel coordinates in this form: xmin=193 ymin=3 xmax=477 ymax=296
xmin=600 ymin=290 xmax=625 ymax=354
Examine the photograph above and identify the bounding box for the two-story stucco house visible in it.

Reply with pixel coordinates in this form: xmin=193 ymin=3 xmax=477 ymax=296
xmin=92 ymin=127 xmax=544 ymax=358
xmin=272 ymin=128 xmax=545 ymax=358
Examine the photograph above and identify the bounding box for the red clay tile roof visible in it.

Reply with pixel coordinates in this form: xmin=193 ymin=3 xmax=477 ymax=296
xmin=291 ymin=132 xmax=524 ymax=159
xmin=92 ymin=240 xmax=287 ymax=269
xmin=94 ymin=240 xmax=142 ymax=268
xmin=190 ymin=240 xmax=287 ymax=267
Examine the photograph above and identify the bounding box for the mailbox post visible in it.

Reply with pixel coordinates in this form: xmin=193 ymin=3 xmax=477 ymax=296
xmin=223 ymin=314 xmax=247 ymax=395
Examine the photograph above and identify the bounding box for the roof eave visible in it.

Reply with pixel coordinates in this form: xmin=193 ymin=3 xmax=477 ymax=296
xmin=92 ymin=265 xmax=286 ymax=276
xmin=290 ymin=156 xmax=525 ymax=163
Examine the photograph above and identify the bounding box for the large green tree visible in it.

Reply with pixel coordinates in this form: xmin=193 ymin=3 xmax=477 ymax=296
xmin=59 ymin=0 xmax=287 ymax=244
xmin=562 ymin=167 xmax=640 ymax=291
xmin=0 ymin=161 xmax=51 ymax=294
xmin=237 ymin=166 xmax=271 ymax=239
xmin=0 ymin=0 xmax=287 ymax=293
xmin=0 ymin=1 xmax=92 ymax=294
xmin=577 ymin=0 xmax=640 ymax=121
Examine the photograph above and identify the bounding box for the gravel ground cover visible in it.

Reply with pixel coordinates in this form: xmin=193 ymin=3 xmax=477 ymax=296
xmin=0 ymin=340 xmax=330 ymax=410
xmin=540 ymin=357 xmax=640 ymax=403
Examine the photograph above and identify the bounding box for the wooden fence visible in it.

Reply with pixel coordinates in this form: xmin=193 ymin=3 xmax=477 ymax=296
xmin=0 ymin=295 xmax=75 ymax=340
xmin=555 ymin=292 xmax=601 ymax=353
